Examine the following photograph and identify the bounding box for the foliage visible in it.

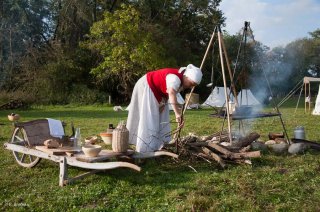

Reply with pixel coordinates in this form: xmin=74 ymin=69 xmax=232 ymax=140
xmin=1 ymin=0 xmax=319 ymax=105
xmin=0 ymin=0 xmax=52 ymax=88
xmin=82 ymin=4 xmax=176 ymax=99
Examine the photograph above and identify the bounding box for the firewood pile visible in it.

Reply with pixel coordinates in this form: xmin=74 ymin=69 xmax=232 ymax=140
xmin=174 ymin=131 xmax=261 ymax=167
xmin=0 ymin=100 xmax=27 ymax=110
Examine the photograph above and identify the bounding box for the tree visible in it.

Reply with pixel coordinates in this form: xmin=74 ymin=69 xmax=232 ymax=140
xmin=82 ymin=4 xmax=176 ymax=100
xmin=308 ymin=29 xmax=320 ymax=75
xmin=0 ymin=0 xmax=52 ymax=89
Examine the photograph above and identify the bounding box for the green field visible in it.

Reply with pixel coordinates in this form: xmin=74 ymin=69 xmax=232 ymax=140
xmin=1 ymin=102 xmax=320 ymax=211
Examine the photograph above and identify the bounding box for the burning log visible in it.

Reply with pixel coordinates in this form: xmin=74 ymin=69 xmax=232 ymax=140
xmin=231 ymin=132 xmax=260 ymax=148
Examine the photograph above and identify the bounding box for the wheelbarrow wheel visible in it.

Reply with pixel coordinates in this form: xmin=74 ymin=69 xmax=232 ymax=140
xmin=11 ymin=127 xmax=41 ymax=168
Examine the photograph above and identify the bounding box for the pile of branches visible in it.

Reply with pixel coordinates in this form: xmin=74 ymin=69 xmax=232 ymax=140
xmin=175 ymin=131 xmax=261 ymax=168
xmin=0 ymin=100 xmax=27 ymax=110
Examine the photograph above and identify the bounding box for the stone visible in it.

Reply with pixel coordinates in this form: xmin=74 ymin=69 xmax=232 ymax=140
xmin=270 ymin=143 xmax=289 ymax=154
xmin=265 ymin=140 xmax=276 ymax=145
xmin=288 ymin=143 xmax=308 ymax=154
xmin=251 ymin=141 xmax=268 ymax=151
xmin=275 ymin=138 xmax=287 ymax=144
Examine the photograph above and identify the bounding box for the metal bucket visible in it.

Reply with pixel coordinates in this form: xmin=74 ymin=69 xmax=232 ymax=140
xmin=294 ymin=126 xmax=305 ymax=139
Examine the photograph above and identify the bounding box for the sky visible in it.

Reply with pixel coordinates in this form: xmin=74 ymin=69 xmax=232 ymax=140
xmin=219 ymin=0 xmax=320 ymax=48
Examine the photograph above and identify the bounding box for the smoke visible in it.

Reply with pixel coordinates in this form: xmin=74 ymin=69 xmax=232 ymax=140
xmin=249 ymin=50 xmax=294 ymax=106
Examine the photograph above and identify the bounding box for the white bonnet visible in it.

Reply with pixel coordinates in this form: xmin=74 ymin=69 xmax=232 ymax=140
xmin=180 ymin=64 xmax=202 ymax=84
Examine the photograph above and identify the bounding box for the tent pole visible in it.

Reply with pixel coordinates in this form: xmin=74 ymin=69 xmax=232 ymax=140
xmin=295 ymin=82 xmax=304 ymax=113
xmin=305 ymin=82 xmax=307 ymax=113
xmin=218 ymin=27 xmax=232 ymax=144
xmin=309 ymin=83 xmax=311 ymax=114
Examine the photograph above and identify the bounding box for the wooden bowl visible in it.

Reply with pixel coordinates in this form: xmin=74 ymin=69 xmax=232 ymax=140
xmin=100 ymin=132 xmax=112 ymax=145
xmin=82 ymin=144 xmax=102 ymax=157
xmin=7 ymin=114 xmax=20 ymax=121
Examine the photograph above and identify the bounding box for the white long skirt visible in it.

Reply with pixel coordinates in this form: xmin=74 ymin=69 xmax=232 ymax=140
xmin=127 ymin=75 xmax=171 ymax=152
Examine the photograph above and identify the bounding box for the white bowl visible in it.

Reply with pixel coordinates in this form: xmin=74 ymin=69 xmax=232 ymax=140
xmin=82 ymin=145 xmax=102 ymax=157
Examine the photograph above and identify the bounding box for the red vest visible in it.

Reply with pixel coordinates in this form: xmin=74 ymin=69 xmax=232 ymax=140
xmin=146 ymin=68 xmax=183 ymax=103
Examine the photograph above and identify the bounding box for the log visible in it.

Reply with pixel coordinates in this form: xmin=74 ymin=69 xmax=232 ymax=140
xmin=202 ymin=147 xmax=225 ymax=168
xmin=232 ymin=132 xmax=260 ymax=148
xmin=207 ymin=143 xmax=261 ymax=159
xmin=186 ymin=142 xmax=215 ymax=147
xmin=207 ymin=143 xmax=233 ymax=157
xmin=230 ymin=151 xmax=261 ymax=159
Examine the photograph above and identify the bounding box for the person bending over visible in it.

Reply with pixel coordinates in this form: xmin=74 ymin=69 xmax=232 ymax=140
xmin=127 ymin=64 xmax=202 ymax=152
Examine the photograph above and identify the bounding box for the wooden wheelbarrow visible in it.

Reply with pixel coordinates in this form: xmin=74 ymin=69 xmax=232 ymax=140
xmin=3 ymin=119 xmax=178 ymax=186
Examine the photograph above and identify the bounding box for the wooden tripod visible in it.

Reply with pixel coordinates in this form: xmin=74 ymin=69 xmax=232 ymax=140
xmin=179 ymin=25 xmax=238 ymax=145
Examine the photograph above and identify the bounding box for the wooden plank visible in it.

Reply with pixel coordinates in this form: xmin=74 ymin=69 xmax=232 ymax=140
xmin=4 ymin=143 xmax=61 ymax=162
xmin=66 ymin=157 xmax=141 ymax=172
xmin=35 ymin=146 xmax=81 ymax=155
xmin=131 ymin=151 xmax=179 ymax=159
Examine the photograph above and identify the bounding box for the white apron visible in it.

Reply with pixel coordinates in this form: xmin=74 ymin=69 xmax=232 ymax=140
xmin=127 ymin=75 xmax=171 ymax=152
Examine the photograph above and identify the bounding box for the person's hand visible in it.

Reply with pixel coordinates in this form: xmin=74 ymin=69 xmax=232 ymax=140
xmin=176 ymin=115 xmax=184 ymax=127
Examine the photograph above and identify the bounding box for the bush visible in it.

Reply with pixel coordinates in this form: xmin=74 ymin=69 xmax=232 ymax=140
xmin=0 ymin=90 xmax=36 ymax=108
xmin=68 ymin=84 xmax=108 ymax=105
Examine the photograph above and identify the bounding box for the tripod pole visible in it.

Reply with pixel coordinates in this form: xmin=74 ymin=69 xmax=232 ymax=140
xmin=182 ymin=26 xmax=217 ymax=116
xmin=218 ymin=27 xmax=233 ymax=144
xmin=173 ymin=26 xmax=217 ymax=148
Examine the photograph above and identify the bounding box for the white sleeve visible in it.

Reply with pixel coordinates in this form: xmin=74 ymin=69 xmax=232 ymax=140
xmin=166 ymin=74 xmax=181 ymax=92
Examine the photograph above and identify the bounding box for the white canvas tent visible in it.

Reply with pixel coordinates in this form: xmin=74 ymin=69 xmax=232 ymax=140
xmin=312 ymin=85 xmax=320 ymax=115
xmin=303 ymin=77 xmax=320 ymax=114
xmin=202 ymin=86 xmax=231 ymax=107
xmin=237 ymin=89 xmax=260 ymax=106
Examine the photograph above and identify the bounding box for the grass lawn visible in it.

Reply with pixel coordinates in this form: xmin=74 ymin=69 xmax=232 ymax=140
xmin=1 ymin=101 xmax=320 ymax=211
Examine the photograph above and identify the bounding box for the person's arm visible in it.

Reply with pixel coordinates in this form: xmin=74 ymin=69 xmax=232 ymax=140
xmin=167 ymin=87 xmax=183 ymax=125
xmin=166 ymin=74 xmax=184 ymax=126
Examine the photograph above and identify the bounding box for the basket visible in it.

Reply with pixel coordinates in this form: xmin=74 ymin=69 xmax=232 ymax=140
xmin=8 ymin=114 xmax=20 ymax=121
xmin=112 ymin=121 xmax=129 ymax=153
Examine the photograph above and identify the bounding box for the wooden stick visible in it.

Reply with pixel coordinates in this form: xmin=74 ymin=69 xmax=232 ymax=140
xmin=218 ymin=29 xmax=233 ymax=144
xmin=173 ymin=27 xmax=217 ymax=143
xmin=220 ymin=31 xmax=238 ymax=105
xmin=200 ymin=26 xmax=218 ymax=69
